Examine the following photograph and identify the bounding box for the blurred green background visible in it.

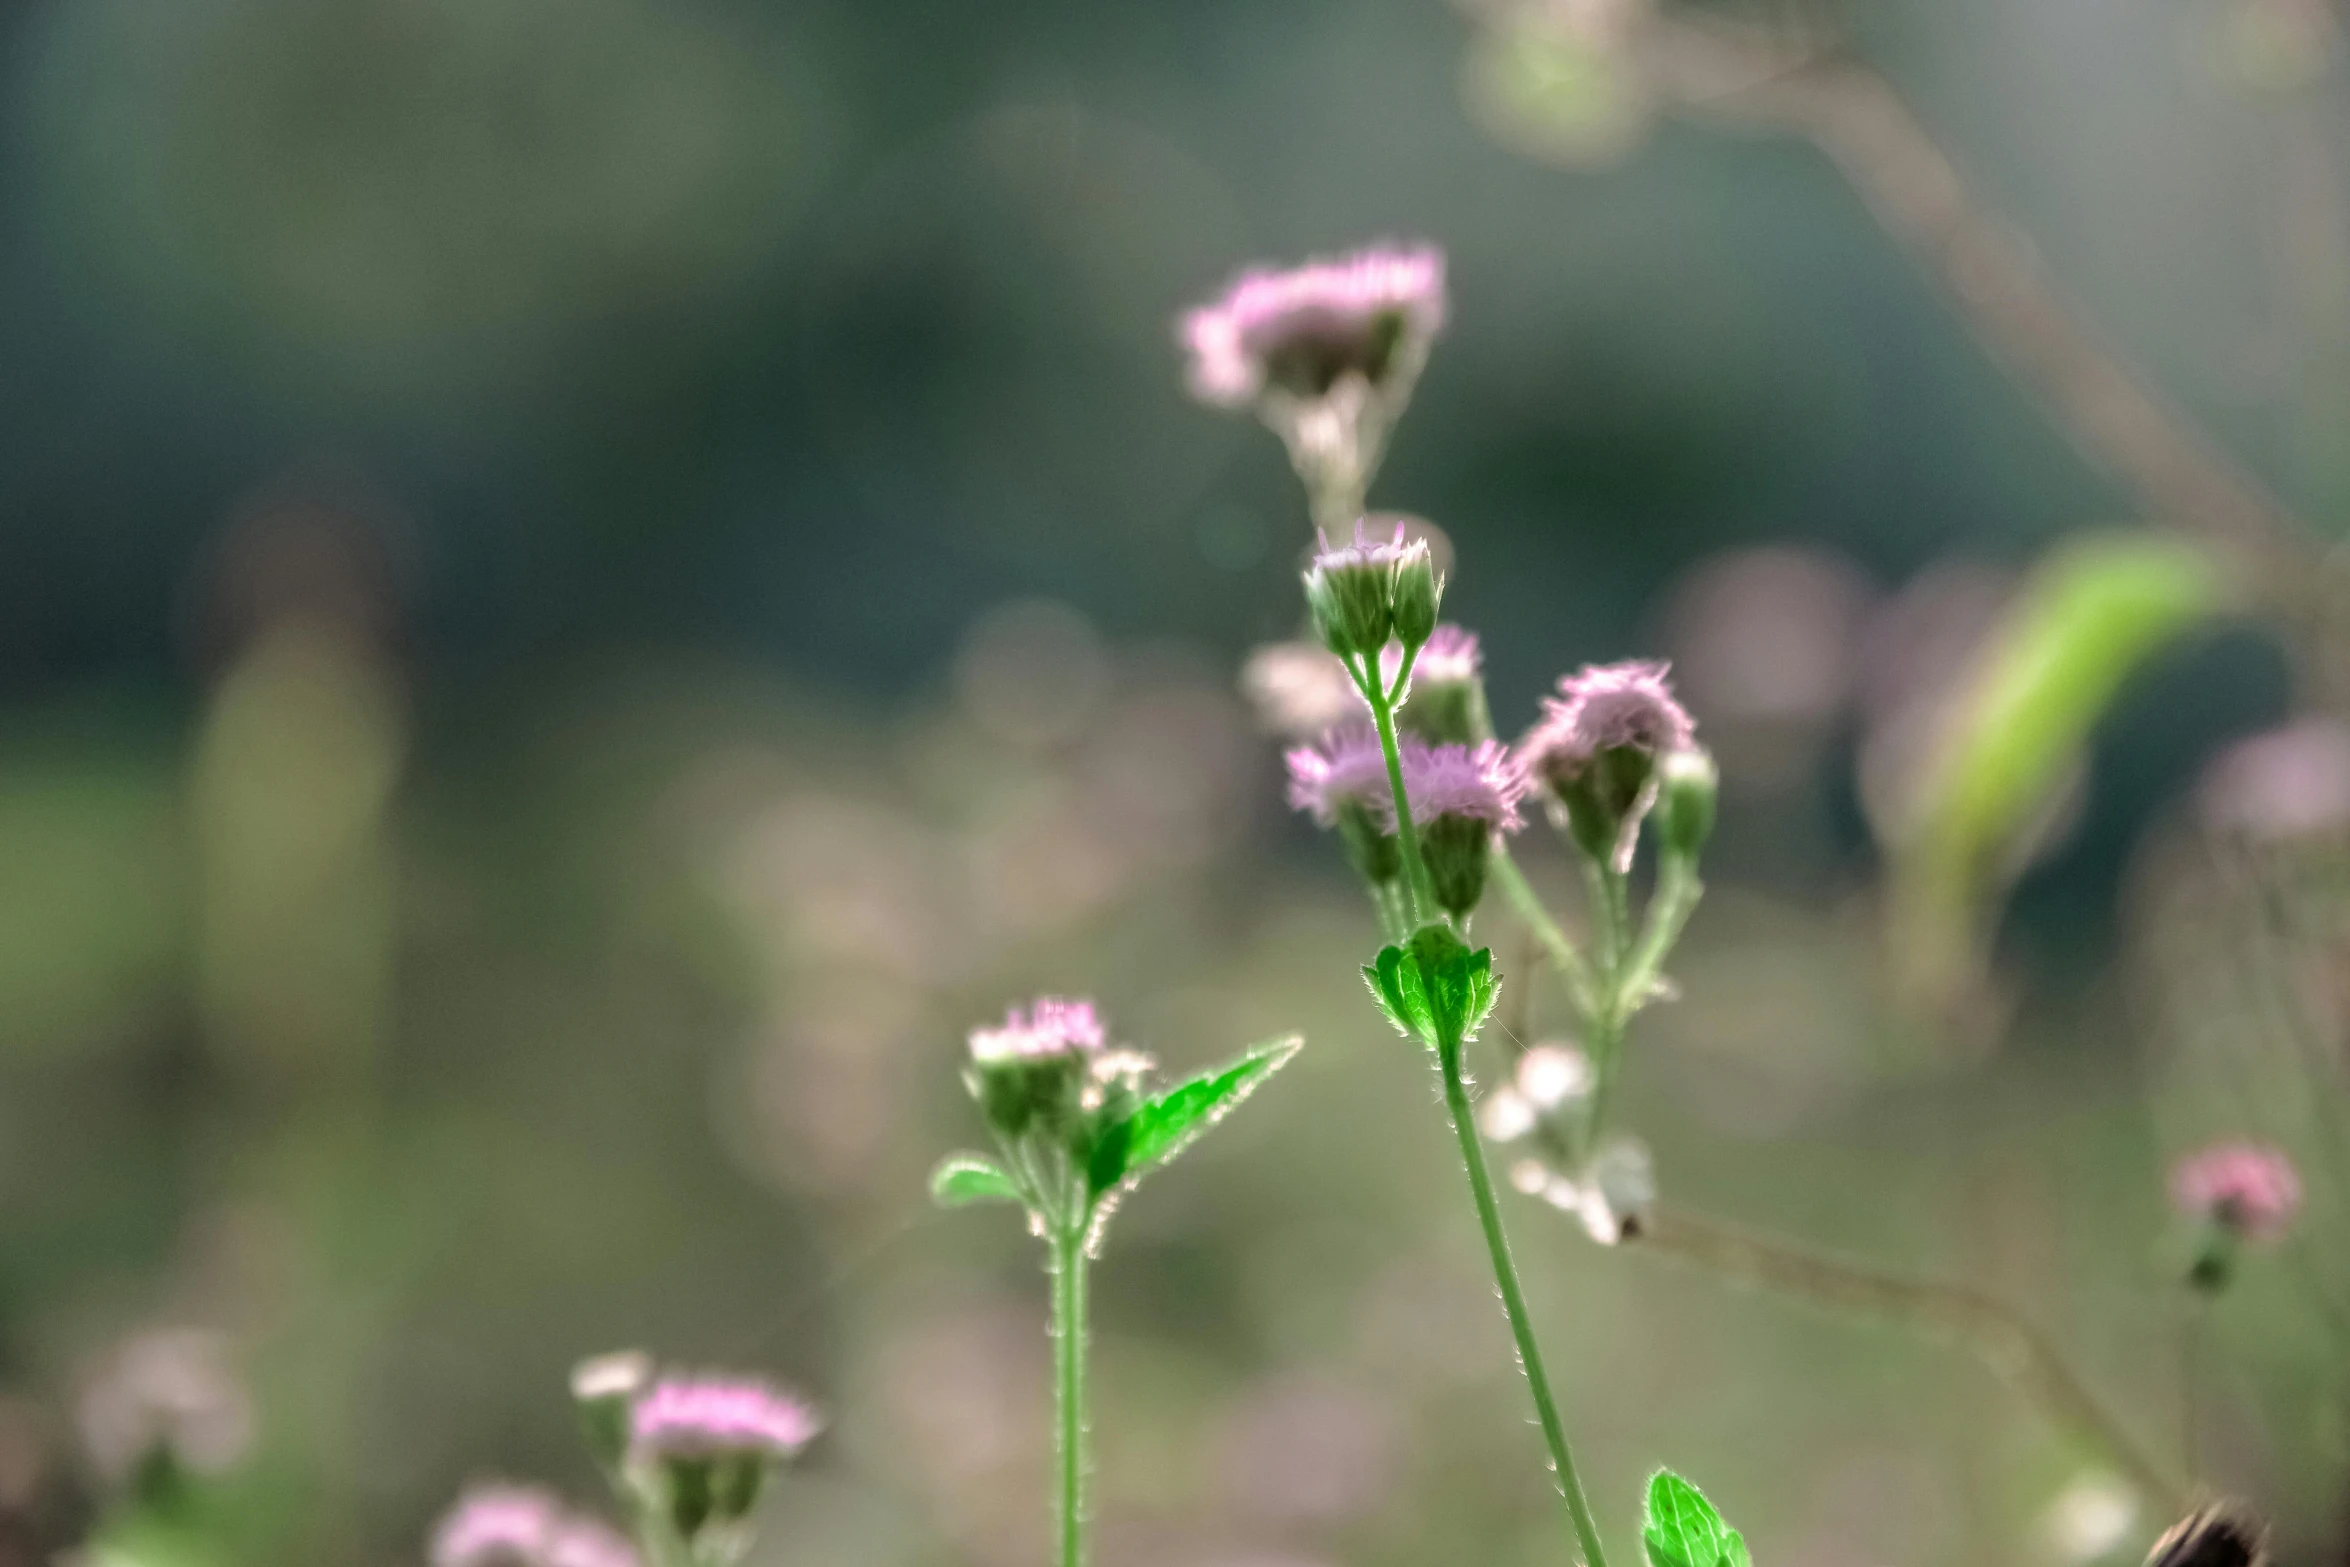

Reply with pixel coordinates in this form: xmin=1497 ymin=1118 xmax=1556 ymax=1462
xmin=2 ymin=0 xmax=2348 ymax=1561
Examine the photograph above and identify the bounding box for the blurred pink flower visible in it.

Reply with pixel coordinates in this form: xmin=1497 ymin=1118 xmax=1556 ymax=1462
xmin=629 ymin=1376 xmax=823 ymax=1463
xmin=968 ymin=997 xmax=1107 ymax=1064
xmin=1179 ymin=245 xmax=1446 ymax=406
xmin=2200 ymin=718 xmax=2350 ymax=842
xmin=2171 ymin=1142 xmax=2301 ymax=1241
xmin=1242 ymin=641 xmax=1361 ymax=738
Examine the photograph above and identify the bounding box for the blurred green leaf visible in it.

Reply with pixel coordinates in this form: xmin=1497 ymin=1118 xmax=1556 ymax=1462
xmin=1891 ymin=534 xmax=2224 ymax=1009
xmin=1644 ymin=1470 xmax=1751 ymax=1567
xmin=931 ymin=1153 xmax=1024 ymax=1208
xmin=1089 ymin=1035 xmax=1301 ymax=1196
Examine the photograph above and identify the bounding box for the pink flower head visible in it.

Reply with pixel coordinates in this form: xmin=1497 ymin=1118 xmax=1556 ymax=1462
xmin=1389 ymin=623 xmax=1482 ymax=689
xmin=430 ymin=1486 xmax=566 ymax=1567
xmin=1399 ymin=741 xmax=1527 ymax=830
xmin=968 ymin=997 xmax=1107 ymax=1065
xmin=1285 ymin=723 xmax=1396 ymax=828
xmin=1519 ymin=661 xmax=1695 ymax=784
xmin=2172 ymin=1143 xmax=2302 ymax=1242
xmin=2200 ymin=719 xmax=2350 ymax=842
xmin=1180 ymin=244 xmax=1447 ymax=407
xmin=629 ymin=1375 xmax=823 ymax=1465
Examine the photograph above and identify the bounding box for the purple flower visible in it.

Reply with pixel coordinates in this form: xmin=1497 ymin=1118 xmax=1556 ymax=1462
xmin=2172 ymin=1143 xmax=2302 ymax=1242
xmin=1180 ymin=245 xmax=1447 ymax=407
xmin=1285 ymin=723 xmax=1396 ymax=828
xmin=1518 ymin=661 xmax=1695 ymax=784
xmin=1517 ymin=661 xmax=1697 ymax=872
xmin=630 ymin=1375 xmax=823 ymax=1465
xmin=1399 ymin=741 xmax=1527 ymax=831
xmin=431 ymin=1486 xmax=638 ymax=1567
xmin=968 ymin=997 xmax=1107 ymax=1065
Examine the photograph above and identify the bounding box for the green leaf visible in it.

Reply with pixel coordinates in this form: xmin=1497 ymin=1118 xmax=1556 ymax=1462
xmin=1888 ymin=534 xmax=2224 ymax=1010
xmin=1088 ymin=1035 xmax=1302 ymax=1196
xmin=930 ymin=1153 xmax=1023 ymax=1208
xmin=1364 ymin=943 xmax=1430 ymax=1042
xmin=1643 ymin=1470 xmax=1751 ymax=1567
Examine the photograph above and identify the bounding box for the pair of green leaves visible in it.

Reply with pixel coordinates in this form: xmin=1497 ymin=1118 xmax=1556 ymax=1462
xmin=1364 ymin=923 xmax=1498 ymax=1051
xmin=1644 ymin=1471 xmax=1751 ymax=1567
xmin=930 ymin=1035 xmax=1303 ymax=1212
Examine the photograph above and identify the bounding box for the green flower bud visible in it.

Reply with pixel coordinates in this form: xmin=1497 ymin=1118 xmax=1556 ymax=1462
xmin=1656 ymin=747 xmax=1718 ymax=864
xmin=1391 ymin=544 xmax=1441 ymax=649
xmin=1301 ymin=522 xmax=1419 ymax=658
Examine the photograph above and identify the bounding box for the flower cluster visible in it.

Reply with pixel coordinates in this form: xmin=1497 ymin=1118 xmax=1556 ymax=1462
xmin=962 ymin=995 xmax=1157 ymax=1230
xmin=1302 ymin=520 xmax=1440 ymax=659
xmin=429 ymin=1359 xmax=818 ymax=1567
xmin=1286 ymin=728 xmax=1525 ymax=919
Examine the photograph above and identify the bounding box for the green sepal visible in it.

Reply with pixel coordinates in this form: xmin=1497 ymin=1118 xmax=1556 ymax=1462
xmin=1364 ymin=926 xmax=1498 ymax=1049
xmin=1088 ymin=1035 xmax=1302 ymax=1197
xmin=930 ymin=1153 xmax=1024 ymax=1208
xmin=1643 ymin=1470 xmax=1752 ymax=1567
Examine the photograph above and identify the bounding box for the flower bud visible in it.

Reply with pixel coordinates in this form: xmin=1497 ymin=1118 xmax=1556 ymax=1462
xmin=1301 ymin=522 xmax=1418 ymax=658
xmin=628 ymin=1375 xmax=820 ymax=1556
xmin=1391 ymin=544 xmax=1441 ymax=649
xmin=1656 ymin=747 xmax=1718 ymax=864
xmin=571 ymin=1350 xmax=652 ymax=1473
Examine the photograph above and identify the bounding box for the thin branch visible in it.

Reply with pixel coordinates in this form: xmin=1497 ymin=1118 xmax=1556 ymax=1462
xmin=1631 ymin=14 xmax=2321 ymax=628
xmin=1627 ymin=1198 xmax=2188 ymax=1513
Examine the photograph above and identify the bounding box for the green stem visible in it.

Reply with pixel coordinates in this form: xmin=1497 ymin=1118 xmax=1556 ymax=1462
xmin=1353 ymin=654 xmax=1437 ymax=924
xmin=1050 ymin=1231 xmax=1090 ymax=1567
xmin=1490 ymin=846 xmax=1598 ymax=1020
xmin=1618 ymin=858 xmax=1703 ymax=1013
xmin=1438 ymin=1038 xmax=1612 ymax=1567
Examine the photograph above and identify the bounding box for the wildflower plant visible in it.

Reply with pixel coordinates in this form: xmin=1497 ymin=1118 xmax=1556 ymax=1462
xmin=1186 ymin=242 xmax=1728 ymax=1567
xmin=426 ymin=1355 xmax=817 ymax=1567
xmin=930 ymin=996 xmax=1299 ymax=1567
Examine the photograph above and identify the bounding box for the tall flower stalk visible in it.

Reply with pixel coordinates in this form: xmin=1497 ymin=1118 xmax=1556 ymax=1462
xmin=931 ymin=997 xmax=1298 ymax=1567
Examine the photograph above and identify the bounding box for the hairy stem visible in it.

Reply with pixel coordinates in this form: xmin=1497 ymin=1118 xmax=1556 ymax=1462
xmin=1439 ymin=1038 xmax=1612 ymax=1567
xmin=1050 ymin=1231 xmax=1090 ymax=1567
xmin=1630 ymin=1200 xmax=2185 ymax=1512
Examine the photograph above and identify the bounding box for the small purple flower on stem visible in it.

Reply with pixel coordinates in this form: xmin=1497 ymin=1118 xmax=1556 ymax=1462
xmin=432 ymin=1485 xmax=636 ymax=1567
xmin=629 ymin=1376 xmax=820 ymax=1554
xmin=2172 ymin=1142 xmax=2301 ymax=1243
xmin=1518 ymin=661 xmax=1697 ymax=873
xmin=1403 ymin=741 xmax=1527 ymax=920
xmin=1180 ymin=245 xmax=1449 ymax=528
xmin=1180 ymin=245 xmax=1447 ymax=407
xmin=966 ymin=995 xmax=1114 ymax=1143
